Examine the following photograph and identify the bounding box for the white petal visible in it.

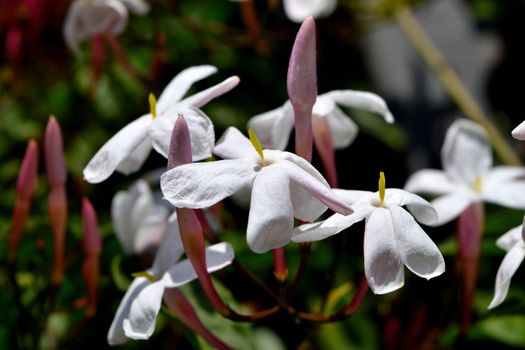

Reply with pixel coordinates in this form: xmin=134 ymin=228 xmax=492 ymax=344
xmin=247 ymin=166 xmax=294 ymax=253
xmin=133 ymin=205 xmax=169 ymax=255
xmin=178 ymin=76 xmax=240 ymax=109
xmin=107 ymin=277 xmax=150 ymax=345
xmin=83 ymin=115 xmax=151 ymax=183
xmin=123 ymin=280 xmax=165 ymax=340
xmin=332 ymin=189 xmax=374 ymax=204
xmin=115 ymin=137 xmax=152 ymax=175
xmin=214 ymin=127 xmax=257 ymax=160
xmin=202 ymin=242 xmax=235 ymax=272
xmin=364 ymin=208 xmax=404 ymax=294
xmin=292 ymin=203 xmax=372 ymax=242
xmin=326 ymin=90 xmax=394 ymax=123
xmin=431 ymin=192 xmax=475 ymax=226
xmin=324 ymin=106 xmax=358 ymax=149
xmin=384 ymin=188 xmax=438 ymax=226
xmin=404 ymin=169 xmax=457 ymax=195
xmin=120 ymin=0 xmax=149 ymax=14
xmin=488 ymin=242 xmax=525 ymax=309
xmin=149 ymin=107 xmax=215 ymax=161
xmin=496 ymin=225 xmax=523 ymax=251
xmin=441 ymin=119 xmax=491 ymax=186
xmin=247 ymin=103 xmax=294 ymax=151
xmin=389 ymin=205 xmax=445 ymax=279
xmin=161 ymin=159 xmax=256 ymax=208
xmin=482 ymin=167 xmax=525 ymax=209
xmin=150 ymin=213 xmax=184 ymax=277
xmin=156 ymin=65 xmax=217 ymax=113
xmin=511 ymin=120 xmax=525 ymax=141
xmin=283 ymin=0 xmax=337 ymax=22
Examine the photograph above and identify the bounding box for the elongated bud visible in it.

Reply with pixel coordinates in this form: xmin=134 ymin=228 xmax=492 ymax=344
xmin=168 ymin=114 xmax=192 ymax=169
xmin=8 ymin=140 xmax=39 ymax=262
xmin=287 ymin=16 xmax=317 ymax=162
xmin=163 ymin=289 xmax=232 ymax=350
xmin=45 ymin=116 xmax=68 ymax=285
xmin=82 ymin=197 xmax=101 ymax=318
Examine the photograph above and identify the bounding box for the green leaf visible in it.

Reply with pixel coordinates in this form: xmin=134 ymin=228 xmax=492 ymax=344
xmin=473 ymin=315 xmax=525 ymax=346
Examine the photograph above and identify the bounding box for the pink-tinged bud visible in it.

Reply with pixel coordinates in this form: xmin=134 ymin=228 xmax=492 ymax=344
xmin=6 ymin=26 xmax=23 ymax=66
xmin=168 ymin=114 xmax=193 ymax=169
xmin=82 ymin=197 xmax=101 ymax=318
xmin=312 ymin=114 xmax=338 ymax=187
xmin=49 ymin=186 xmax=67 ymax=285
xmin=287 ymin=16 xmax=317 ymax=162
xmin=457 ymin=202 xmax=484 ymax=333
xmin=8 ymin=140 xmax=39 ymax=262
xmin=163 ymin=289 xmax=232 ymax=350
xmin=44 ymin=116 xmax=67 ymax=187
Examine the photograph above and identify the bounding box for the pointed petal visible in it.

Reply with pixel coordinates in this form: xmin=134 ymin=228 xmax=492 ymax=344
xmin=324 ymin=106 xmax=358 ymax=149
xmin=404 ymin=169 xmax=457 ymax=195
xmin=292 ymin=204 xmax=372 ymax=242
xmin=431 ymin=192 xmax=474 ymax=226
xmin=161 ymin=159 xmax=256 ymax=208
xmin=156 ymin=65 xmax=217 ymax=113
xmin=150 ymin=107 xmax=215 ymax=160
xmin=84 ymin=115 xmax=151 ymax=183
xmin=511 ymin=120 xmax=525 ymax=141
xmin=178 ymin=76 xmax=240 ymax=109
xmin=483 ymin=167 xmax=525 ymax=209
xmin=283 ymin=0 xmax=337 ymax=22
xmin=488 ymin=242 xmax=525 ymax=309
xmin=389 ymin=205 xmax=445 ymax=279
xmin=442 ymin=119 xmax=491 ymax=185
xmin=123 ymin=280 xmax=165 ymax=340
xmin=107 ymin=277 xmax=150 ymax=345
xmin=247 ymin=166 xmax=294 ymax=253
xmin=116 ymin=137 xmax=152 ymax=175
xmin=364 ymin=208 xmax=404 ymax=294
xmin=326 ymin=90 xmax=394 ymax=123
xmin=496 ymin=225 xmax=523 ymax=251
xmin=384 ymin=188 xmax=438 ymax=226
xmin=247 ymin=103 xmax=294 ymax=150
xmin=214 ymin=127 xmax=257 ymax=160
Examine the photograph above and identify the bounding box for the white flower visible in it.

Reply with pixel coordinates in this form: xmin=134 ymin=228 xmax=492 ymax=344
xmin=293 ymin=172 xmax=445 ymax=294
xmin=247 ymin=90 xmax=394 ymax=151
xmin=83 ymin=65 xmax=240 ymax=183
xmin=112 ymin=179 xmax=169 ymax=255
xmin=488 ymin=222 xmax=525 ymax=309
xmin=160 ymin=127 xmax=353 ymax=253
xmin=405 ymin=119 xmax=525 ymax=225
xmin=512 ymin=120 xmax=525 ymax=140
xmin=107 ymin=213 xmax=234 ymax=345
xmin=63 ymin=0 xmax=149 ymax=54
xmin=283 ymin=0 xmax=337 ymax=23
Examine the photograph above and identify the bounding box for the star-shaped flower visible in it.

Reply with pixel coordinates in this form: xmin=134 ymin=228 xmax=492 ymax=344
xmin=63 ymin=0 xmax=149 ymax=54
xmin=293 ymin=172 xmax=445 ymax=294
xmin=160 ymin=127 xmax=353 ymax=253
xmin=488 ymin=221 xmax=525 ymax=309
xmin=83 ymin=65 xmax=240 ymax=183
xmin=107 ymin=213 xmax=234 ymax=345
xmin=405 ymin=119 xmax=525 ymax=225
xmin=112 ymin=179 xmax=169 ymax=255
xmin=247 ymin=90 xmax=394 ymax=151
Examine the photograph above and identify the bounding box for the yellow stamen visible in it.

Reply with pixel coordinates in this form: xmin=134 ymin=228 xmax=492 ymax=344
xmin=248 ymin=128 xmax=266 ymax=165
xmin=474 ymin=177 xmax=482 ymax=193
xmin=379 ymin=171 xmax=386 ymax=207
xmin=131 ymin=271 xmax=158 ymax=283
xmin=149 ymin=93 xmax=157 ymax=118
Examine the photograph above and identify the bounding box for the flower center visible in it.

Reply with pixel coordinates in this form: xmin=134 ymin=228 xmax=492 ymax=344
xmin=131 ymin=271 xmax=158 ymax=283
xmin=149 ymin=93 xmax=157 ymax=118
xmin=249 ymin=128 xmax=267 ymax=166
xmin=474 ymin=176 xmax=482 ymax=193
xmin=378 ymin=171 xmax=386 ymax=207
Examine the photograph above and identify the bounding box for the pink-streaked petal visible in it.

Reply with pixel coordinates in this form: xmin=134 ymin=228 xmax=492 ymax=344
xmin=404 ymin=169 xmax=457 ymax=195
xmin=384 ymin=188 xmax=438 ymax=226
xmin=292 ymin=203 xmax=372 ymax=242
xmin=431 ymin=192 xmax=475 ymax=226
xmin=214 ymin=127 xmax=257 ymax=160
xmin=150 ymin=107 xmax=214 ymax=160
xmin=496 ymin=225 xmax=523 ymax=251
xmin=247 ymin=166 xmax=294 ymax=253
xmin=442 ymin=119 xmax=491 ymax=185
xmin=123 ymin=280 xmax=165 ymax=340
xmin=389 ymin=205 xmax=445 ymax=279
xmin=326 ymin=90 xmax=394 ymax=123
xmin=364 ymin=208 xmax=404 ymax=294
xmin=488 ymin=242 xmax=525 ymax=309
xmin=283 ymin=0 xmax=337 ymax=22
xmin=84 ymin=115 xmax=151 ymax=183
xmin=179 ymin=76 xmax=240 ymax=109
xmin=511 ymin=120 xmax=525 ymax=141
xmin=107 ymin=277 xmax=149 ymax=345
xmin=156 ymin=65 xmax=217 ymax=113
xmin=161 ymin=159 xmax=256 ymax=208
xmin=324 ymin=106 xmax=358 ymax=149
xmin=247 ymin=103 xmax=294 ymax=151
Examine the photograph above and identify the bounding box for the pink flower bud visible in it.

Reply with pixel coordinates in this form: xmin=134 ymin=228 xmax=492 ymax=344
xmin=82 ymin=197 xmax=102 ymax=318
xmin=44 ymin=116 xmax=67 ymax=187
xmin=168 ymin=114 xmax=192 ymax=170
xmin=6 ymin=26 xmax=23 ymax=66
xmin=49 ymin=186 xmax=67 ymax=284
